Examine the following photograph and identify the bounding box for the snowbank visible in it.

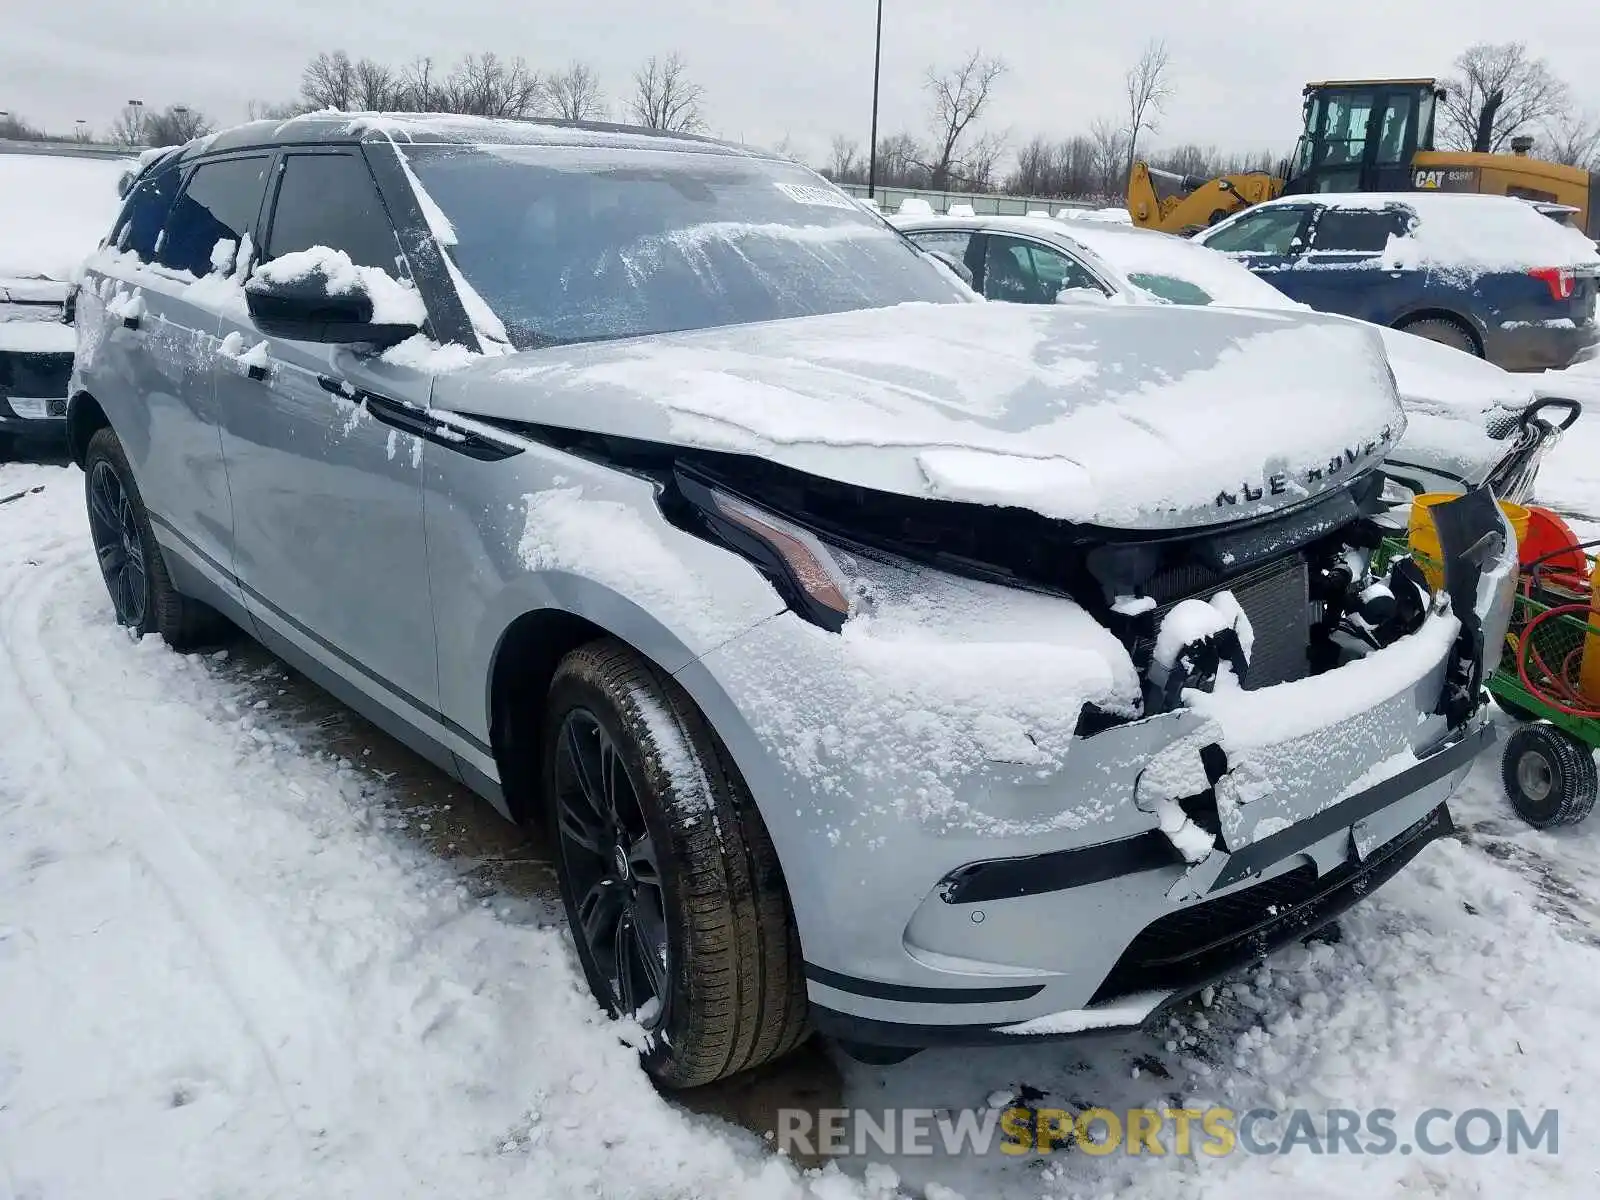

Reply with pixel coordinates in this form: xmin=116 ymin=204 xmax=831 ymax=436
xmin=0 ymin=152 xmax=130 ymax=281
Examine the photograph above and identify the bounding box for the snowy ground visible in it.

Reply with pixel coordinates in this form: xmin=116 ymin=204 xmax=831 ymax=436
xmin=6 ymin=378 xmax=1600 ymax=1197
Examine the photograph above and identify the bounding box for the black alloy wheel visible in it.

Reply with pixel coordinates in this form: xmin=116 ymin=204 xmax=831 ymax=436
xmin=553 ymin=707 xmax=671 ymax=1027
xmin=87 ymin=458 xmax=148 ymax=628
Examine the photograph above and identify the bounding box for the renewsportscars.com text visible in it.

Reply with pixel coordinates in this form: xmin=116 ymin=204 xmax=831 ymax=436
xmin=775 ymin=1106 xmax=1559 ymax=1158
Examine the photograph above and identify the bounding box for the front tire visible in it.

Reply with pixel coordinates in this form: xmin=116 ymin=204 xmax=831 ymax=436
xmin=541 ymin=639 xmax=809 ymax=1088
xmin=83 ymin=426 xmax=227 ymax=650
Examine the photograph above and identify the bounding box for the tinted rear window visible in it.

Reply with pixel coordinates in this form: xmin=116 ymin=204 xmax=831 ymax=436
xmin=1311 ymin=208 xmax=1408 ymax=253
xmin=112 ymin=164 xmax=182 ymax=261
xmin=405 ymin=145 xmax=960 ymax=348
xmin=157 ymin=156 xmax=270 ymax=276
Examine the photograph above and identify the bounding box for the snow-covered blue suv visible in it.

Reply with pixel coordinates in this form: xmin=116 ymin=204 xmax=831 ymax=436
xmin=1197 ymin=193 xmax=1600 ymax=371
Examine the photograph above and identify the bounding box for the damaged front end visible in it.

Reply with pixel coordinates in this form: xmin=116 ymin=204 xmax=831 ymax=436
xmin=669 ymin=450 xmax=1515 ymax=1042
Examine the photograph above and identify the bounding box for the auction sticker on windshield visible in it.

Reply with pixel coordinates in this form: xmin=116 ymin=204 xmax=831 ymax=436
xmin=773 ymin=181 xmax=858 ymax=209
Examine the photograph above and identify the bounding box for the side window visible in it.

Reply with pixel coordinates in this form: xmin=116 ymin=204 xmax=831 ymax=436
xmin=907 ymin=230 xmax=973 ymax=261
xmin=157 ymin=157 xmax=270 ymax=277
xmin=111 ymin=165 xmax=182 ymax=261
xmin=1203 ymin=208 xmax=1309 ymax=254
xmin=983 ymin=236 xmax=1105 ymax=304
xmin=262 ymin=153 xmax=400 ymax=273
xmin=1309 ymin=208 xmax=1407 ymax=253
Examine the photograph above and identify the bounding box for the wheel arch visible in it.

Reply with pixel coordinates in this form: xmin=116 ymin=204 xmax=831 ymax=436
xmin=66 ymin=391 xmax=110 ymax=467
xmin=1393 ymin=308 xmax=1485 ymax=356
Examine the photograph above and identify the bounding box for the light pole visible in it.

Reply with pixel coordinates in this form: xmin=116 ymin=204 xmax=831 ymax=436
xmin=866 ymin=0 xmax=883 ymax=198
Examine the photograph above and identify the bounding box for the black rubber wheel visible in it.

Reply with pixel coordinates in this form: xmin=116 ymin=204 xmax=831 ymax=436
xmin=1500 ymin=723 xmax=1598 ymax=828
xmin=541 ymin=638 xmax=809 ymax=1088
xmin=83 ymin=426 xmax=229 ymax=650
xmin=1398 ymin=316 xmax=1481 ymax=358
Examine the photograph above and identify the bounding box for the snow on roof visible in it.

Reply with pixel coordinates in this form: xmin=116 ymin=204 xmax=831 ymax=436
xmin=0 ymin=153 xmax=132 ymax=282
xmin=896 ymin=197 xmax=935 ymax=216
xmin=1258 ymin=191 xmax=1600 ymax=272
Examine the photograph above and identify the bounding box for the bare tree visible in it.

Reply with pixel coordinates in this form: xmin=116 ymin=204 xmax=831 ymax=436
xmin=0 ymin=112 xmax=45 ymax=140
xmin=109 ymin=104 xmax=148 ymax=146
xmin=247 ymin=99 xmax=305 ymax=121
xmin=546 ymin=61 xmax=607 ymax=122
xmin=301 ymin=50 xmax=360 ymax=110
xmin=922 ymin=50 xmax=1006 ymax=189
xmin=629 ymin=53 xmax=706 ymax=132
xmin=828 ymin=134 xmax=860 ymax=180
xmin=1441 ymin=42 xmax=1569 ymax=153
xmin=444 ymin=53 xmax=544 ymax=119
xmin=144 ymin=105 xmax=214 ymax=147
xmin=876 ymin=132 xmax=927 ymax=187
xmin=1542 ymin=109 xmax=1600 ymax=168
xmin=1090 ymin=116 xmax=1130 ymax=198
xmin=397 ymin=57 xmax=450 ymax=112
xmin=961 ymin=130 xmax=1009 ymax=191
xmin=352 ymin=58 xmax=401 ymax=110
xmin=1124 ymin=39 xmax=1174 ymax=178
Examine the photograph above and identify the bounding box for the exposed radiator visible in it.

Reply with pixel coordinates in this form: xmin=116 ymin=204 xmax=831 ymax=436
xmin=1137 ymin=554 xmax=1311 ymax=691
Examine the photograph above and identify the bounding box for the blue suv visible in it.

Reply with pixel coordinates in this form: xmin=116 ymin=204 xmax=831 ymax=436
xmin=1196 ymin=193 xmax=1600 ymax=371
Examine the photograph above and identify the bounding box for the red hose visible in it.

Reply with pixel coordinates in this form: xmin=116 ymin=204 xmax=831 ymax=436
xmin=1516 ymin=603 xmax=1600 ymax=717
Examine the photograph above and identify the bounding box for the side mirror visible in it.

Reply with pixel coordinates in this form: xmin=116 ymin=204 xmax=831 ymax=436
xmin=923 ymin=249 xmax=974 ymax=288
xmin=244 ymin=264 xmax=420 ymax=347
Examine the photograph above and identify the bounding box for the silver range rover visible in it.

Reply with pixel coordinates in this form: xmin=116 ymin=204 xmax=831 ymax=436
xmin=67 ymin=114 xmax=1517 ymax=1084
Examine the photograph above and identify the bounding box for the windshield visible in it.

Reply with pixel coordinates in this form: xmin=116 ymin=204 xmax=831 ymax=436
xmin=1127 ymin=273 xmax=1215 ymax=305
xmin=405 ymin=145 xmax=960 ymax=348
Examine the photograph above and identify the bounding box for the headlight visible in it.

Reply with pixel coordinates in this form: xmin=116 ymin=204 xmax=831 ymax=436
xmin=672 ymin=472 xmax=854 ymax=631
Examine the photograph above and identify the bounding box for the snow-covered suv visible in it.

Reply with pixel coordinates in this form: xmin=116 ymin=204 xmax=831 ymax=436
xmin=67 ymin=113 xmax=1517 ymax=1085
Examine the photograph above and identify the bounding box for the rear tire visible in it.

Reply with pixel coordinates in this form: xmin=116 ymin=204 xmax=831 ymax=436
xmin=1398 ymin=316 xmax=1480 ymax=357
xmin=83 ymin=426 xmax=229 ymax=650
xmin=541 ymin=638 xmax=809 ymax=1088
xmin=1501 ymin=723 xmax=1598 ymax=828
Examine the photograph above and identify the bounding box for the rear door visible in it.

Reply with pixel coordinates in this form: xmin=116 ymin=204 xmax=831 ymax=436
xmin=77 ymin=153 xmax=271 ymax=612
xmin=212 ymin=147 xmax=445 ymax=743
xmin=1286 ymin=204 xmax=1417 ymax=320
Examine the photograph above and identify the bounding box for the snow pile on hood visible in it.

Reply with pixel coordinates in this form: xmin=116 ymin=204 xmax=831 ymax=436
xmin=252 ymin=247 xmax=427 ymax=327
xmin=446 ymin=301 xmax=1403 ymax=532
xmin=0 ymin=152 xmax=131 ymax=282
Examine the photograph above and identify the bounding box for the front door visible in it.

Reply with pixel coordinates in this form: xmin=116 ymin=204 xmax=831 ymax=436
xmin=212 ymin=148 xmax=445 ymax=747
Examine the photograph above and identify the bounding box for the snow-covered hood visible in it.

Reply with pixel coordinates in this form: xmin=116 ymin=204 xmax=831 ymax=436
xmin=435 ymin=301 xmax=1405 ymax=531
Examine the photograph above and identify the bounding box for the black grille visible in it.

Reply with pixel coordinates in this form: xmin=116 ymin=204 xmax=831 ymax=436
xmin=1090 ymin=804 xmax=1451 ymax=1004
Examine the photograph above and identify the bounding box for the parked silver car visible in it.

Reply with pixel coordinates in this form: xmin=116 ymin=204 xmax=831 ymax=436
xmin=69 ymin=114 xmax=1516 ymax=1084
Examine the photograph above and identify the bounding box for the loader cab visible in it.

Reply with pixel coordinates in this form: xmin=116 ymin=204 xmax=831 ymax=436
xmin=1283 ymin=79 xmax=1443 ymax=196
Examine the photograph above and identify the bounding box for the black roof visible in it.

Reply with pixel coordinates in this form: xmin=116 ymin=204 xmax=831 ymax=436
xmin=171 ymin=111 xmax=759 ymax=164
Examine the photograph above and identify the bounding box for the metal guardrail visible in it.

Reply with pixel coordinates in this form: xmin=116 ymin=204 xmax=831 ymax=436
xmin=0 ymin=139 xmax=138 ymax=160
xmin=835 ymin=182 xmax=1098 ymax=217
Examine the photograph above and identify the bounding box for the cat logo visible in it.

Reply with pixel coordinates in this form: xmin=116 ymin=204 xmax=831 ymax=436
xmin=1413 ymin=167 xmax=1480 ymax=191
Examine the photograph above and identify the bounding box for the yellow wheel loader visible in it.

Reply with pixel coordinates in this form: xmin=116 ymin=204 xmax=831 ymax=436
xmin=1128 ymin=78 xmax=1599 ymax=237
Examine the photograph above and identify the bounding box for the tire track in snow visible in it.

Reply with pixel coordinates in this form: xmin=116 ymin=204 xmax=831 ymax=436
xmin=0 ymin=537 xmax=344 ymax=1163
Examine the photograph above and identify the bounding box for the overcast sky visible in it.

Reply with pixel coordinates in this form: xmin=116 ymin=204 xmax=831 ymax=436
xmin=7 ymin=0 xmax=1600 ymax=164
